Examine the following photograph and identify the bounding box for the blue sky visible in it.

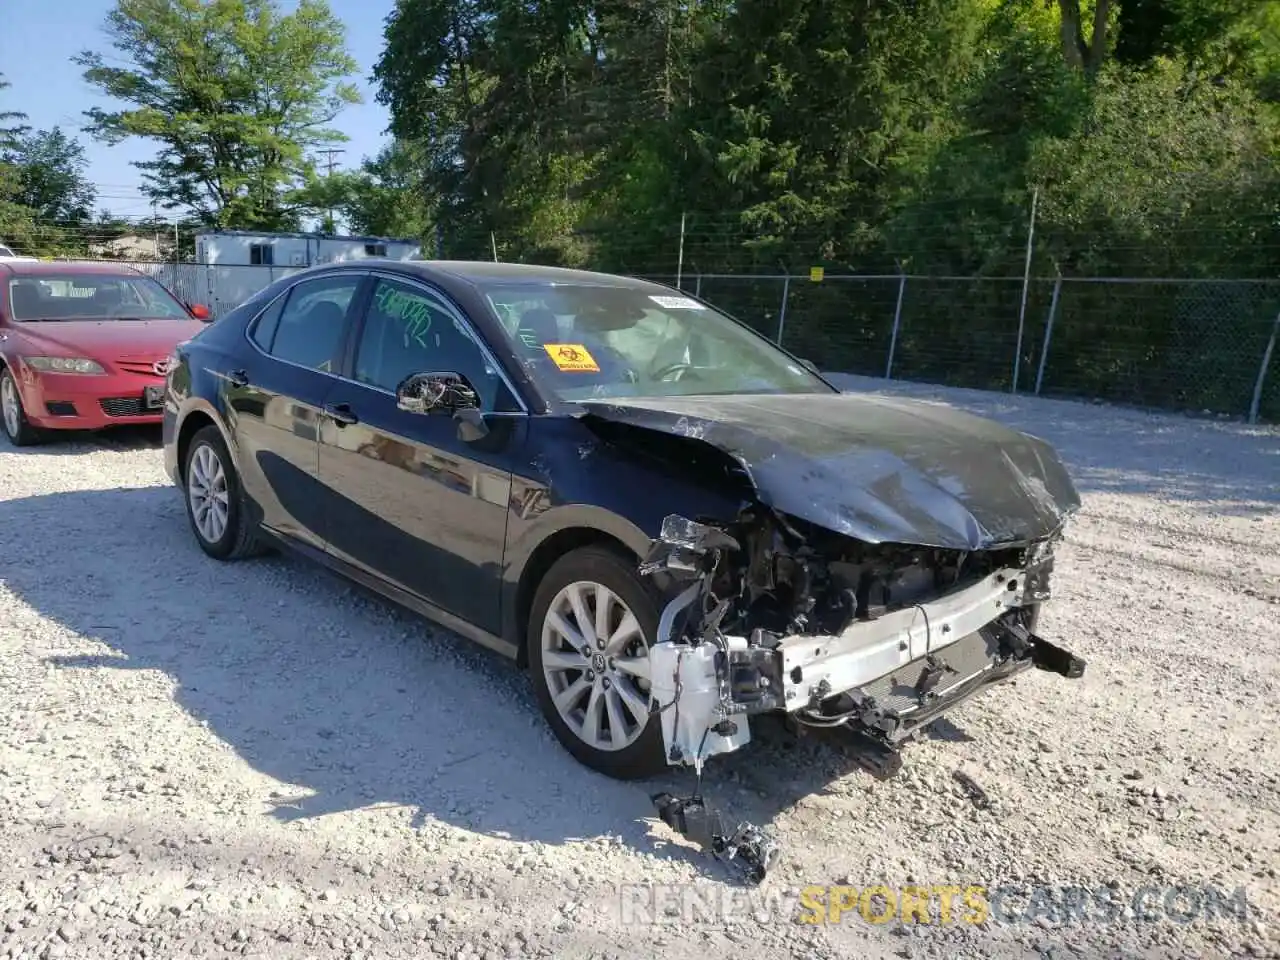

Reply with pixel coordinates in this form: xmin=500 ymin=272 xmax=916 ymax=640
xmin=0 ymin=0 xmax=396 ymax=221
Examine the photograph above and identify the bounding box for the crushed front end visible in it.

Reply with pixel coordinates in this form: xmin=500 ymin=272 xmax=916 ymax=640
xmin=640 ymin=508 xmax=1085 ymax=878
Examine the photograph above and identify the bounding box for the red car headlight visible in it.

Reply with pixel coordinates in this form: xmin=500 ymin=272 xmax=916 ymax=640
xmin=22 ymin=356 xmax=106 ymax=375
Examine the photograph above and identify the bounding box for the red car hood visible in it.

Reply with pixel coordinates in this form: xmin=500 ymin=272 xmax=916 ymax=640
xmin=10 ymin=319 xmax=207 ymax=359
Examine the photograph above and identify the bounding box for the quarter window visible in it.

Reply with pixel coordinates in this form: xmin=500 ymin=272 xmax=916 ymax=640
xmin=249 ymin=296 xmax=286 ymax=352
xmin=260 ymin=275 xmax=360 ymax=372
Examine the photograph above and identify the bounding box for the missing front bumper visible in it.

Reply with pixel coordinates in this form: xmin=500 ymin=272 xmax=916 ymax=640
xmin=648 ymin=566 xmax=1087 ymax=770
xmin=639 ymin=521 xmax=1085 ymax=885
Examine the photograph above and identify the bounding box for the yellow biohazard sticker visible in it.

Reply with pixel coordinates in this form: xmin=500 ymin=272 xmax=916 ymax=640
xmin=544 ymin=343 xmax=600 ymax=372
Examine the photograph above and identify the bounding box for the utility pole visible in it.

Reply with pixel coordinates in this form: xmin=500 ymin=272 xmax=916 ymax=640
xmin=318 ymin=148 xmax=345 ymax=234
xmin=152 ymin=200 xmax=159 ymax=260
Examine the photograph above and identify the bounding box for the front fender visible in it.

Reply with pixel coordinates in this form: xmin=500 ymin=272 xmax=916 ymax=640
xmin=165 ymin=352 xmax=242 ymax=483
xmin=499 ymin=417 xmax=746 ymax=649
xmin=505 ymin=501 xmax=653 ymax=576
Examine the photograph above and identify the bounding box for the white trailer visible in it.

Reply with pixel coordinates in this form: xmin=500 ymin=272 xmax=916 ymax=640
xmin=194 ymin=230 xmax=421 ymax=268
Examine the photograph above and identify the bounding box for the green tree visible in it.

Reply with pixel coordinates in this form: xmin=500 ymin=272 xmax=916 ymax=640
xmin=1048 ymin=0 xmax=1276 ymax=77
xmin=376 ymin=0 xmax=595 ymax=262
xmin=76 ymin=0 xmax=361 ymax=230
xmin=0 ymin=72 xmax=30 ymax=151
xmin=677 ymin=0 xmax=989 ymax=270
xmin=375 ymin=0 xmax=734 ymax=265
xmin=1 ymin=128 xmax=97 ymax=223
xmin=300 ymin=139 xmax=435 ymax=239
xmin=342 ymin=140 xmax=434 ymax=239
xmin=373 ymin=0 xmax=1278 ymax=279
xmin=1 ymin=73 xmax=36 ymax=251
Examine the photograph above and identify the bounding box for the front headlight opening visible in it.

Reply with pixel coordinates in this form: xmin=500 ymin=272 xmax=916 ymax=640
xmin=24 ymin=356 xmax=106 ymax=375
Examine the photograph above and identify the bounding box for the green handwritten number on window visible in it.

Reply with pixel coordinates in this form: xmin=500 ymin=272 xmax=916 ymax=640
xmin=376 ymin=285 xmax=433 ymax=348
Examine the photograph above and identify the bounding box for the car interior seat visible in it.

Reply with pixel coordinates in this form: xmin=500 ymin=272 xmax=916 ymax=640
xmin=9 ymin=282 xmax=44 ymax=320
xmin=293 ymin=299 xmax=347 ymax=369
xmin=91 ymin=284 xmax=124 ymax=316
xmin=516 ymin=307 xmax=561 ymax=351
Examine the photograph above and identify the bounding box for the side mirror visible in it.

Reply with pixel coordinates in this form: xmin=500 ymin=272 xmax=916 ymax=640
xmin=798 ymin=357 xmax=819 ymax=373
xmin=188 ymin=303 xmax=212 ymax=321
xmin=396 ymin=371 xmax=480 ymax=416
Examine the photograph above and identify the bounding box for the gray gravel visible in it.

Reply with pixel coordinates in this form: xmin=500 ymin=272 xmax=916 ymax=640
xmin=1 ymin=379 xmax=1277 ymax=960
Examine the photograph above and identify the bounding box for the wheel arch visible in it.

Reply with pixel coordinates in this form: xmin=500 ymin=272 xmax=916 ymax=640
xmin=509 ymin=518 xmax=649 ymax=669
xmin=174 ymin=399 xmax=238 ymax=482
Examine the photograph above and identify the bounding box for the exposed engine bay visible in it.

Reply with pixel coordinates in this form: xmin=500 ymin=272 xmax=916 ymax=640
xmin=640 ymin=508 xmax=1086 ymax=882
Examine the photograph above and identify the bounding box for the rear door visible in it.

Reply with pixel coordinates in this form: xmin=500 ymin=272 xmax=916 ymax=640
xmin=230 ymin=271 xmax=367 ymax=551
xmin=317 ymin=274 xmax=526 ymax=636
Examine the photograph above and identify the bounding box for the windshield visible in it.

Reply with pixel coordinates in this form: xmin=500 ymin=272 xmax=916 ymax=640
xmin=481 ymin=282 xmax=833 ymax=401
xmin=8 ymin=273 xmax=191 ymax=321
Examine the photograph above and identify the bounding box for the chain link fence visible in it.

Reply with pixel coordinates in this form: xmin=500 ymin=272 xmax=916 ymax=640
xmin=65 ymin=258 xmax=1280 ymax=424
xmin=55 ymin=259 xmax=306 ymax=320
xmin=644 ymin=272 xmax=1280 ymax=424
xmin=119 ymin=261 xmax=308 ymax=318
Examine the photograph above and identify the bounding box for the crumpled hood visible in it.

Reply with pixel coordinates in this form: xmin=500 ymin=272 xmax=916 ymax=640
xmin=579 ymin=392 xmax=1082 ymax=550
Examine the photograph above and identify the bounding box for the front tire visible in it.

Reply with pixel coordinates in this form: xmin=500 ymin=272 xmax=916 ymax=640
xmin=1 ymin=368 xmax=42 ymax=447
xmin=528 ymin=546 xmax=667 ymax=780
xmin=183 ymin=425 xmax=262 ymax=561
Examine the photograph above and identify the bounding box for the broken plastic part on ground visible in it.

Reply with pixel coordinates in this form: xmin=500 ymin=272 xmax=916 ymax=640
xmin=650 ymin=791 xmax=779 ymax=885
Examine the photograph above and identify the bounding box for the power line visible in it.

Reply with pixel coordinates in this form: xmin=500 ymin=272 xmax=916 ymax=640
xmin=317 ymin=148 xmax=345 ymax=231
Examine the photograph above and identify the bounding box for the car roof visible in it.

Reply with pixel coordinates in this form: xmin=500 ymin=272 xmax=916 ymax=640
xmin=0 ymin=260 xmax=145 ymax=277
xmin=423 ymin=261 xmax=655 ymax=287
xmin=340 ymin=259 xmax=666 ymax=290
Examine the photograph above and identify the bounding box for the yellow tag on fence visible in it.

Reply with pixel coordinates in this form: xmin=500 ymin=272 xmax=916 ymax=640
xmin=544 ymin=343 xmax=601 ymax=372
xmin=810 ymin=266 xmax=825 ymax=282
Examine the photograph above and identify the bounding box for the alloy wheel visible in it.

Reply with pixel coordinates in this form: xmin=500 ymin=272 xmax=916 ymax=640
xmin=540 ymin=580 xmax=653 ymax=752
xmin=187 ymin=443 xmax=230 ymax=544
xmin=1 ymin=374 xmax=20 ymax=439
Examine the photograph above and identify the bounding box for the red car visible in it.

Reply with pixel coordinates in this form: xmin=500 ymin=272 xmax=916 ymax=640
xmin=0 ymin=261 xmax=212 ymax=445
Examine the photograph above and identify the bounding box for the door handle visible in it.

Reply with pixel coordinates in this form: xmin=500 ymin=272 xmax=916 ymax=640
xmin=226 ymin=368 xmax=248 ymax=388
xmin=323 ymin=402 xmax=358 ymax=426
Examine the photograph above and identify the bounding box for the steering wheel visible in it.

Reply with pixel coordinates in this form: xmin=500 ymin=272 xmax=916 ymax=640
xmin=649 ymin=360 xmax=695 ymax=382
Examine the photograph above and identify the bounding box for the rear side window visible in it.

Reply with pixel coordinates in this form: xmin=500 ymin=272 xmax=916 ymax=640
xmin=255 ymin=275 xmax=360 ymax=372
xmin=250 ymin=296 xmax=286 ymax=352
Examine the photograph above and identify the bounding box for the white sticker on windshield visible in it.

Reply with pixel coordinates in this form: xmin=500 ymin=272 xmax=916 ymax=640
xmin=649 ymin=295 xmax=705 ymax=310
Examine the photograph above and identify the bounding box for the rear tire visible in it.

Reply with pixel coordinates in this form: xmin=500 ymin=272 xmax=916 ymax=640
xmin=527 ymin=546 xmax=667 ymax=780
xmin=183 ymin=425 xmax=263 ymax=561
xmin=1 ymin=368 xmax=42 ymax=447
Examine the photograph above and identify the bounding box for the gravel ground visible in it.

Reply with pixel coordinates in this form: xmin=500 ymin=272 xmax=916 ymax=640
xmin=1 ymin=379 xmax=1277 ymax=960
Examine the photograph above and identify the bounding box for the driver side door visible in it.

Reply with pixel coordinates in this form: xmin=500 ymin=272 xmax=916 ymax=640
xmin=316 ymin=274 xmax=526 ymax=637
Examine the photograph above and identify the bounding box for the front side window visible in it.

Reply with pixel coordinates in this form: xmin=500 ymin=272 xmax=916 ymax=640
xmin=480 ymin=282 xmax=834 ymax=402
xmin=353 ymin=278 xmax=502 ymax=408
xmin=257 ymin=275 xmax=359 ymax=371
xmin=7 ymin=273 xmax=191 ymax=321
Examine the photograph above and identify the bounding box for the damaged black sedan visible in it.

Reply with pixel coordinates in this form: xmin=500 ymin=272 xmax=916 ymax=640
xmin=162 ymin=261 xmax=1085 ymax=794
